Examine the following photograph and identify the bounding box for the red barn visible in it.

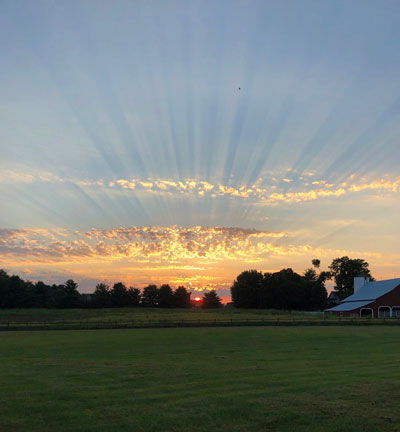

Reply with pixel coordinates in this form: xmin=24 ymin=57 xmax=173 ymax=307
xmin=324 ymin=277 xmax=400 ymax=318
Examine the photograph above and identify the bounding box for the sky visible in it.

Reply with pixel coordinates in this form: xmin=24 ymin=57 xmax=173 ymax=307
xmin=1 ymin=0 xmax=399 ymax=299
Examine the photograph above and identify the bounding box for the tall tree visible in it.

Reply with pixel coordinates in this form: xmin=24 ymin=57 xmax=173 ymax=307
xmin=61 ymin=279 xmax=81 ymax=308
xmin=92 ymin=283 xmax=111 ymax=308
xmin=0 ymin=269 xmax=9 ymax=284
xmin=111 ymin=282 xmax=128 ymax=307
xmin=34 ymin=281 xmax=50 ymax=307
xmin=0 ymin=270 xmax=10 ymax=308
xmin=312 ymin=259 xmax=321 ymax=269
xmin=4 ymin=275 xmax=28 ymax=308
xmin=302 ymin=267 xmax=328 ymax=310
xmin=141 ymin=285 xmax=159 ymax=307
xmin=263 ymin=268 xmax=304 ymax=310
xmin=158 ymin=284 xmax=174 ymax=308
xmin=173 ymin=286 xmax=191 ymax=308
xmin=202 ymin=290 xmax=222 ymax=308
xmin=231 ymin=270 xmax=263 ymax=308
xmin=50 ymin=284 xmax=68 ymax=308
xmin=329 ymin=256 xmax=374 ymax=299
xmin=127 ymin=287 xmax=141 ymax=307
xmin=232 ymin=265 xmax=328 ymax=311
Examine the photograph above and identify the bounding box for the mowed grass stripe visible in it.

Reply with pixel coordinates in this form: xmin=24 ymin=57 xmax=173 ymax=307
xmin=1 ymin=327 xmax=400 ymax=432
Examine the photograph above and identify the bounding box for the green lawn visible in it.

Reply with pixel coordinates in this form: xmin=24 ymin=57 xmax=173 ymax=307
xmin=1 ymin=327 xmax=400 ymax=431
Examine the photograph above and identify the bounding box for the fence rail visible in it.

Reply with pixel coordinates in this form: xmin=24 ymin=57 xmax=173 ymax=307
xmin=1 ymin=317 xmax=400 ymax=331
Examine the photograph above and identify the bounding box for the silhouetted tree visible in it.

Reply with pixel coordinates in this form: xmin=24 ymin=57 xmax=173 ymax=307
xmin=158 ymin=284 xmax=174 ymax=307
xmin=61 ymin=279 xmax=81 ymax=308
xmin=33 ymin=281 xmax=51 ymax=308
xmin=231 ymin=270 xmax=263 ymax=308
xmin=173 ymin=286 xmax=191 ymax=308
xmin=312 ymin=259 xmax=321 ymax=269
xmin=127 ymin=287 xmax=141 ymax=307
xmin=111 ymin=282 xmax=128 ymax=307
xmin=302 ymin=266 xmax=328 ymax=310
xmin=0 ymin=269 xmax=9 ymax=283
xmin=307 ymin=260 xmax=331 ymax=285
xmin=232 ymin=265 xmax=328 ymax=311
xmin=263 ymin=268 xmax=304 ymax=310
xmin=329 ymin=256 xmax=374 ymax=300
xmin=202 ymin=290 xmax=222 ymax=308
xmin=303 ymin=268 xmax=318 ymax=281
xmin=3 ymin=275 xmax=30 ymax=308
xmin=141 ymin=285 xmax=159 ymax=307
xmin=0 ymin=270 xmax=10 ymax=308
xmin=92 ymin=283 xmax=111 ymax=308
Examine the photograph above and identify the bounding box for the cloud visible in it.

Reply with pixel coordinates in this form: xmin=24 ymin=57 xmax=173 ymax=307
xmin=0 ymin=226 xmax=288 ymax=263
xmin=0 ymin=169 xmax=64 ymax=185
xmin=1 ymin=167 xmax=399 ymax=206
xmin=1 ymin=225 xmax=397 ymax=292
xmin=258 ymin=177 xmax=400 ymax=205
xmin=0 ymin=225 xmax=385 ymax=272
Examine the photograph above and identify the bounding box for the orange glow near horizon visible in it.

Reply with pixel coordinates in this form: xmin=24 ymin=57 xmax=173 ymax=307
xmin=1 ymin=1 xmax=400 ymax=308
xmin=1 ymin=224 xmax=399 ymax=299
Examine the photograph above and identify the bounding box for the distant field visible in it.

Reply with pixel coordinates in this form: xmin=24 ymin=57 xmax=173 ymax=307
xmin=1 ymin=327 xmax=400 ymax=432
xmin=0 ymin=307 xmax=325 ymax=324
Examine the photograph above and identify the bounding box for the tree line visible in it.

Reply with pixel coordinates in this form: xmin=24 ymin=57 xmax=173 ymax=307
xmin=0 ymin=256 xmax=373 ymax=310
xmin=0 ymin=270 xmax=222 ymax=309
xmin=92 ymin=283 xmax=221 ymax=308
xmin=230 ymin=256 xmax=374 ymax=310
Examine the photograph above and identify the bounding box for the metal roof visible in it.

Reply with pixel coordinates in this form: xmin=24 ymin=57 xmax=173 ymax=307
xmin=343 ymin=278 xmax=400 ymax=302
xmin=325 ymin=300 xmax=372 ymax=312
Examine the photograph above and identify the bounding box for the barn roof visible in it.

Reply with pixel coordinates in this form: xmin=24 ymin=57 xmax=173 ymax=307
xmin=343 ymin=278 xmax=400 ymax=302
xmin=324 ymin=278 xmax=400 ymax=313
xmin=326 ymin=300 xmax=372 ymax=312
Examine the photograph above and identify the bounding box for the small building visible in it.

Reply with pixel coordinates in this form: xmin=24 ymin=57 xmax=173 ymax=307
xmin=324 ymin=276 xmax=400 ymax=318
xmin=326 ymin=291 xmax=341 ymax=307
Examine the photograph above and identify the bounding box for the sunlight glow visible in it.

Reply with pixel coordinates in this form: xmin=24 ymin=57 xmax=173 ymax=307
xmin=1 ymin=0 xmax=400 ymax=294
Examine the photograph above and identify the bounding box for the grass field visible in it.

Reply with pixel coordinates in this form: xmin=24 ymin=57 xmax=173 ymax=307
xmin=1 ymin=326 xmax=400 ymax=432
xmin=0 ymin=307 xmax=325 ymax=324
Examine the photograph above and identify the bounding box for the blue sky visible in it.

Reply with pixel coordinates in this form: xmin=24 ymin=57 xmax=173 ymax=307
xmin=1 ymin=0 xmax=399 ymax=293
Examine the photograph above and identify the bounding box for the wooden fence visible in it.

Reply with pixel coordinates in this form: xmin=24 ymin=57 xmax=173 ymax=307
xmin=1 ymin=317 xmax=400 ymax=331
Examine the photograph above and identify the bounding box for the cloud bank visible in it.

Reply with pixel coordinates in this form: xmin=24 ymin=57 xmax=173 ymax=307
xmin=1 ymin=168 xmax=399 ymax=206
xmin=1 ymin=225 xmax=397 ymax=294
xmin=0 ymin=226 xmax=287 ymax=263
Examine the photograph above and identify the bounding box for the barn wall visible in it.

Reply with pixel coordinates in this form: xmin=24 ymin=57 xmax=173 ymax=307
xmin=369 ymin=284 xmax=400 ymax=317
xmin=327 ymin=284 xmax=400 ymax=318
